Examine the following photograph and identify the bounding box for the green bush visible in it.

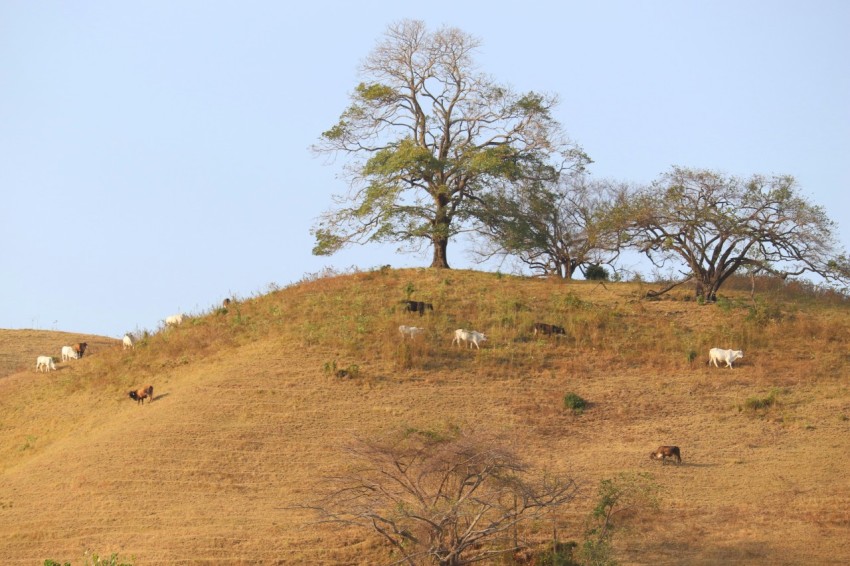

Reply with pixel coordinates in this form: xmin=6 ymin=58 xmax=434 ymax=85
xmin=585 ymin=264 xmax=609 ymax=281
xmin=564 ymin=393 xmax=588 ymax=415
xmin=743 ymin=388 xmax=781 ymax=411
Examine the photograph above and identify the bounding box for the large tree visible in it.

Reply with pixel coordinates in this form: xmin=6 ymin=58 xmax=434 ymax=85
xmin=473 ymin=175 xmax=627 ymax=279
xmin=311 ymin=19 xmax=588 ymax=268
xmin=621 ymin=166 xmax=850 ymax=300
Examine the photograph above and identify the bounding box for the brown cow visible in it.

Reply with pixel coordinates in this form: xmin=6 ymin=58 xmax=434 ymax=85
xmin=73 ymin=342 xmax=88 ymax=358
xmin=128 ymin=385 xmax=154 ymax=405
xmin=649 ymin=445 xmax=682 ymax=464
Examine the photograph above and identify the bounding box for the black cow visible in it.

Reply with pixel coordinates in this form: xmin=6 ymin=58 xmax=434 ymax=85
xmin=401 ymin=300 xmax=434 ymax=316
xmin=532 ymin=322 xmax=566 ymax=336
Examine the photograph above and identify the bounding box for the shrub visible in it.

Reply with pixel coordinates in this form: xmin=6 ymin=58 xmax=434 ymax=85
xmin=564 ymin=393 xmax=588 ymax=415
xmin=534 ymin=540 xmax=580 ymax=566
xmin=743 ymin=388 xmax=781 ymax=411
xmin=585 ymin=264 xmax=609 ymax=281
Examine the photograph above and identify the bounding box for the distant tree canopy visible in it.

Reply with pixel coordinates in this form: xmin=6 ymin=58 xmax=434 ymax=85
xmin=311 ymin=19 xmax=589 ymax=268
xmin=619 ymin=167 xmax=850 ymax=300
xmin=473 ymin=174 xmax=627 ymax=279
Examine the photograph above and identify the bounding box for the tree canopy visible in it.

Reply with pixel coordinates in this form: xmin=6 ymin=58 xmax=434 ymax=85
xmin=311 ymin=19 xmax=588 ymax=268
xmin=620 ymin=166 xmax=850 ymax=299
xmin=473 ymin=175 xmax=627 ymax=279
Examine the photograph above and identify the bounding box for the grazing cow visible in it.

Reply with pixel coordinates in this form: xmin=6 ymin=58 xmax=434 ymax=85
xmin=401 ymin=300 xmax=434 ymax=316
xmin=73 ymin=342 xmax=88 ymax=358
xmin=222 ymin=298 xmax=232 ymax=310
xmin=452 ymin=329 xmax=487 ymax=350
xmin=532 ymin=322 xmax=566 ymax=336
xmin=708 ymin=348 xmax=743 ymax=369
xmin=649 ymin=445 xmax=682 ymax=464
xmin=36 ymin=356 xmax=56 ymax=372
xmin=128 ymin=385 xmax=154 ymax=405
xmin=61 ymin=346 xmax=78 ymax=362
xmin=165 ymin=314 xmax=184 ymax=327
xmin=122 ymin=335 xmax=134 ymax=350
xmin=399 ymin=325 xmax=425 ymax=339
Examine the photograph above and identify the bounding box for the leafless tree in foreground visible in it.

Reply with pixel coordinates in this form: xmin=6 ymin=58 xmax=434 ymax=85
xmin=302 ymin=427 xmax=579 ymax=566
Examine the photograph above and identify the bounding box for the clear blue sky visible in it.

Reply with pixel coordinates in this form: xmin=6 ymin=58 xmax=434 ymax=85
xmin=2 ymin=1 xmax=848 ymax=338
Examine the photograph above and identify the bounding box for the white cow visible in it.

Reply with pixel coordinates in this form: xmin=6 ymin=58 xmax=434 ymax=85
xmin=123 ymin=334 xmax=134 ymax=350
xmin=452 ymin=328 xmax=487 ymax=350
xmin=399 ymin=325 xmax=425 ymax=339
xmin=709 ymin=348 xmax=743 ymax=369
xmin=61 ymin=345 xmax=78 ymax=362
xmin=36 ymin=356 xmax=56 ymax=372
xmin=165 ymin=314 xmax=184 ymax=327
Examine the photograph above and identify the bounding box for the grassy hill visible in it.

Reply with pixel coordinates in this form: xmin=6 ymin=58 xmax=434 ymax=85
xmin=0 ymin=268 xmax=848 ymax=565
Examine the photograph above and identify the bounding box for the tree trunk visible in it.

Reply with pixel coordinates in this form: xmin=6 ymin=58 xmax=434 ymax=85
xmin=431 ymin=235 xmax=450 ymax=268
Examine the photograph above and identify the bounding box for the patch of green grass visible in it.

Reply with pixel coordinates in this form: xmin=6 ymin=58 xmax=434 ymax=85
xmin=742 ymin=388 xmax=782 ymax=412
xmin=564 ymin=393 xmax=588 ymax=415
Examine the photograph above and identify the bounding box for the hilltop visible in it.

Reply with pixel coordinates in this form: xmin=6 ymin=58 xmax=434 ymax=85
xmin=0 ymin=268 xmax=848 ymax=564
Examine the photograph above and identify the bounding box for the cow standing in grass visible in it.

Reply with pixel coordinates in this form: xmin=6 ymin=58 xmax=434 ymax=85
xmin=708 ymin=348 xmax=743 ymax=369
xmin=650 ymin=445 xmax=682 ymax=464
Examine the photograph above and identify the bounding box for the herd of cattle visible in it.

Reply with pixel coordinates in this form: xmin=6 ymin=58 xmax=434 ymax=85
xmin=29 ymin=297 xmax=746 ymax=465
xmin=30 ymin=309 xmax=193 ymax=404
xmin=396 ymin=299 xmax=748 ymax=466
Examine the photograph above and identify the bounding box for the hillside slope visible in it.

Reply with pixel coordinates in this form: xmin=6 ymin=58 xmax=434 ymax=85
xmin=0 ymin=329 xmax=119 ymax=379
xmin=0 ymin=269 xmax=848 ymax=564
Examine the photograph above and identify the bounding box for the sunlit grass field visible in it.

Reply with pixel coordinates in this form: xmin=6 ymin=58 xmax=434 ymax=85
xmin=0 ymin=268 xmax=848 ymax=564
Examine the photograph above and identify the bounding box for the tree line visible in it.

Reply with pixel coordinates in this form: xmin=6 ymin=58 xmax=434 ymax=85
xmin=311 ymin=19 xmax=850 ymax=300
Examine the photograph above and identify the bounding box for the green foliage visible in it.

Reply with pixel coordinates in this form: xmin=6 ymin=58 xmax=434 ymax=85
xmin=743 ymin=388 xmax=782 ymax=412
xmin=746 ymin=300 xmax=783 ymax=325
xmin=581 ymin=473 xmax=659 ymax=566
xmin=355 ymin=81 xmax=398 ymax=104
xmin=558 ymin=293 xmax=591 ymax=310
xmin=84 ymin=552 xmax=134 ymax=566
xmin=403 ymin=281 xmax=416 ymax=299
xmin=44 ymin=561 xmax=70 ymax=566
xmin=534 ymin=541 xmax=580 ymax=566
xmin=564 ymin=393 xmax=588 ymax=415
xmin=585 ymin=264 xmax=609 ymax=281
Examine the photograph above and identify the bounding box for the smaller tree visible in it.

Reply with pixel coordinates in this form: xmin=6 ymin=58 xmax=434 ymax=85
xmin=304 ymin=427 xmax=578 ymax=566
xmin=581 ymin=473 xmax=658 ymax=566
xmin=473 ymin=175 xmax=627 ymax=279
xmin=620 ymin=167 xmax=850 ymax=300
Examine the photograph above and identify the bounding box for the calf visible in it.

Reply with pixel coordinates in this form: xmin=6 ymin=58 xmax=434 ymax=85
xmin=61 ymin=346 xmax=78 ymax=362
xmin=452 ymin=328 xmax=487 ymax=350
xmin=401 ymin=300 xmax=434 ymax=316
xmin=73 ymin=342 xmax=88 ymax=358
xmin=128 ymin=385 xmax=154 ymax=405
xmin=708 ymin=348 xmax=743 ymax=369
xmin=399 ymin=325 xmax=425 ymax=339
xmin=532 ymin=322 xmax=566 ymax=336
xmin=36 ymin=356 xmax=56 ymax=372
xmin=649 ymin=445 xmax=682 ymax=464
xmin=122 ymin=335 xmax=134 ymax=350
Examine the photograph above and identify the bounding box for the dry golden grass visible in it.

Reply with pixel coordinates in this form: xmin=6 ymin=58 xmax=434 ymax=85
xmin=0 ymin=268 xmax=849 ymax=564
